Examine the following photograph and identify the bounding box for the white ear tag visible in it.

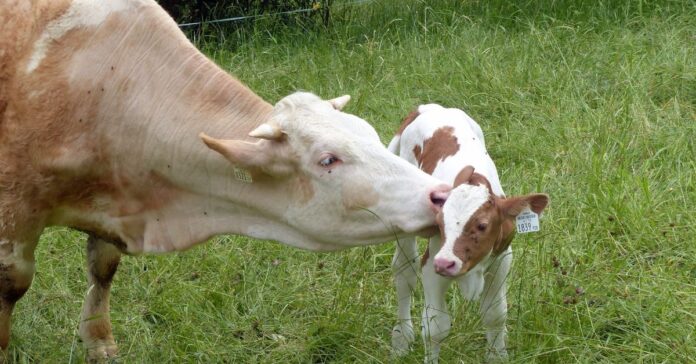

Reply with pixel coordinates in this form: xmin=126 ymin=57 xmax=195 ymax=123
xmin=516 ymin=207 xmax=540 ymax=234
xmin=233 ymin=166 xmax=253 ymax=183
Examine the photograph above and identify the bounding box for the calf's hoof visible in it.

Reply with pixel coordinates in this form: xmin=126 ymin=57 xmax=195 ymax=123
xmin=391 ymin=324 xmax=415 ymax=357
xmin=485 ymin=348 xmax=509 ymax=363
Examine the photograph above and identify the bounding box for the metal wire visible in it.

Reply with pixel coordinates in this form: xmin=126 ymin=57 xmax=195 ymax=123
xmin=177 ymin=0 xmax=376 ymax=28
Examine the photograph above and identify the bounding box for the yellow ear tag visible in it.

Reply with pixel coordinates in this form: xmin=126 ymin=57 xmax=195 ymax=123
xmin=233 ymin=167 xmax=253 ymax=183
xmin=516 ymin=207 xmax=540 ymax=234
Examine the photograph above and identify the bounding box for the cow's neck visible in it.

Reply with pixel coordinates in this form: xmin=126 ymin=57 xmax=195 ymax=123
xmin=107 ymin=51 xmax=296 ymax=253
xmin=50 ymin=10 xmax=312 ymax=252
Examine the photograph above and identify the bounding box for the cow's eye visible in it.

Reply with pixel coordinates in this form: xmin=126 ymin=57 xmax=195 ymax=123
xmin=319 ymin=154 xmax=339 ymax=167
xmin=477 ymin=223 xmax=488 ymax=232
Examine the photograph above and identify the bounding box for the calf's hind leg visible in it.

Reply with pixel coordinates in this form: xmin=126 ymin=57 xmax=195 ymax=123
xmin=0 ymin=237 xmax=37 ymax=362
xmin=79 ymin=235 xmax=121 ymax=363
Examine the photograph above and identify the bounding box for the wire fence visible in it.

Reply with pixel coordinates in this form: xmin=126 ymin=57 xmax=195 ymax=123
xmin=177 ymin=0 xmax=376 ymax=28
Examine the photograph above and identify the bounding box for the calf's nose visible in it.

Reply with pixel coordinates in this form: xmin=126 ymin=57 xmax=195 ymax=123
xmin=433 ymin=257 xmax=458 ymax=276
xmin=428 ymin=184 xmax=451 ymax=213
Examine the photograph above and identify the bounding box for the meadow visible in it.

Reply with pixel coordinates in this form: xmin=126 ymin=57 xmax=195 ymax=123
xmin=8 ymin=0 xmax=696 ymax=362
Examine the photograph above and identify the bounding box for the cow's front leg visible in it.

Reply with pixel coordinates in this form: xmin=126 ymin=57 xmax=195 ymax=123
xmin=79 ymin=235 xmax=121 ymax=363
xmin=391 ymin=236 xmax=419 ymax=356
xmin=0 ymin=237 xmax=37 ymax=363
xmin=479 ymin=250 xmax=512 ymax=361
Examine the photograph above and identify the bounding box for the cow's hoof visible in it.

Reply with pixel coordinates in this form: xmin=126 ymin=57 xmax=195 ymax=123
xmin=86 ymin=344 xmax=119 ymax=364
xmin=391 ymin=324 xmax=415 ymax=357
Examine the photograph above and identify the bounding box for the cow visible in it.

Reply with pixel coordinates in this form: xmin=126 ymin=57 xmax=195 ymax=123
xmin=0 ymin=1 xmax=451 ymax=361
xmin=387 ymin=104 xmax=549 ymax=363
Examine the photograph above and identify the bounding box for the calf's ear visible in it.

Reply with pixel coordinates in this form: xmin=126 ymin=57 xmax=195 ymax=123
xmin=499 ymin=193 xmax=549 ymax=217
xmin=453 ymin=165 xmax=475 ymax=187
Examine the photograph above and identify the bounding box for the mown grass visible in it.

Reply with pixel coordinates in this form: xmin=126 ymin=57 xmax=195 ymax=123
xmin=8 ymin=0 xmax=696 ymax=362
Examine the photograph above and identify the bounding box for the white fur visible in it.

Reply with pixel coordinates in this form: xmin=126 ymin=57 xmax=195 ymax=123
xmin=389 ymin=104 xmax=511 ymax=363
xmin=26 ymin=0 xmax=130 ymax=73
xmin=248 ymin=123 xmax=281 ymax=139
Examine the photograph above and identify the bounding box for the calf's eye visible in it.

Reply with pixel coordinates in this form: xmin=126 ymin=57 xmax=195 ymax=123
xmin=477 ymin=223 xmax=487 ymax=231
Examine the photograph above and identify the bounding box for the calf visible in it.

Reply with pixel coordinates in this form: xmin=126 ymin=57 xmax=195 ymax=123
xmin=388 ymin=104 xmax=549 ymax=362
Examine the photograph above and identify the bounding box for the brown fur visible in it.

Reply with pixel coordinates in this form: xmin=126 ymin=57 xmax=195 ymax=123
xmin=395 ymin=109 xmax=420 ymax=136
xmin=447 ymin=173 xmax=548 ymax=273
xmin=453 ymin=166 xmax=475 ymax=188
xmin=86 ymin=236 xmax=121 ymax=287
xmin=79 ymin=236 xmax=121 ymax=359
xmin=0 ymin=0 xmax=273 ymax=357
xmin=0 ymin=261 xmax=34 ymax=350
xmin=414 ymin=126 xmax=460 ymax=175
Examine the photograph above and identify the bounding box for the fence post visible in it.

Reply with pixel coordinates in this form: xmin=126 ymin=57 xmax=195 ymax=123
xmin=323 ymin=0 xmax=331 ymax=27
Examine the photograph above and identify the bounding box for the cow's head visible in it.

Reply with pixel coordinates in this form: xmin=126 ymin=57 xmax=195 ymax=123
xmin=432 ymin=166 xmax=548 ymax=276
xmin=200 ymin=92 xmax=449 ymax=248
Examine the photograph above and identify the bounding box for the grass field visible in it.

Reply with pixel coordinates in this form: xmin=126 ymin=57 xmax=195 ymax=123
xmin=8 ymin=0 xmax=696 ymax=362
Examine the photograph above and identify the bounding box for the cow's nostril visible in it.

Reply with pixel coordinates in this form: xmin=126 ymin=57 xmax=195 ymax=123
xmin=430 ymin=190 xmax=449 ymax=207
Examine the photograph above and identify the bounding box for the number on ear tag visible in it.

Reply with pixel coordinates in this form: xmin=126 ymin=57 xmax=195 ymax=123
xmin=233 ymin=167 xmax=253 ymax=183
xmin=516 ymin=207 xmax=540 ymax=234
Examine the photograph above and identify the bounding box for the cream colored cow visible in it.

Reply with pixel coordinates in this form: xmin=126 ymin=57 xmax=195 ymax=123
xmin=0 ymin=1 xmax=450 ymax=361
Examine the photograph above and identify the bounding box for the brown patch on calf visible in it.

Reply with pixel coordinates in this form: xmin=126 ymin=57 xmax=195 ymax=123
xmin=452 ymin=201 xmax=503 ymax=272
xmin=493 ymin=218 xmax=516 ymax=256
xmin=395 ymin=109 xmax=420 ymax=136
xmin=413 ymin=145 xmax=422 ymax=163
xmin=414 ymin=126 xmax=460 ymax=175
xmin=445 ymin=174 xmax=549 ymax=274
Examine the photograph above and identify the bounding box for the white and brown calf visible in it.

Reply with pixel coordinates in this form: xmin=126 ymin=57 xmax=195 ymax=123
xmin=388 ymin=104 xmax=549 ymax=362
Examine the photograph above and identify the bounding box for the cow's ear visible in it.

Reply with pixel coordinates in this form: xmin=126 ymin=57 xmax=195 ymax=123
xmin=248 ymin=123 xmax=285 ymax=141
xmin=328 ymin=95 xmax=351 ymax=110
xmin=499 ymin=193 xmax=549 ymax=217
xmin=200 ymin=133 xmax=270 ymax=167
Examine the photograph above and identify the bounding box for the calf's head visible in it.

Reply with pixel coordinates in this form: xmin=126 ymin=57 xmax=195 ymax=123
xmin=201 ymin=92 xmax=449 ymax=248
xmin=433 ymin=166 xmax=548 ymax=276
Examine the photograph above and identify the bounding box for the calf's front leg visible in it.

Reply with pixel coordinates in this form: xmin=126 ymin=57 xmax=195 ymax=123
xmin=79 ymin=235 xmax=121 ymax=363
xmin=479 ymin=250 xmax=512 ymax=361
xmin=421 ymin=237 xmax=453 ymax=364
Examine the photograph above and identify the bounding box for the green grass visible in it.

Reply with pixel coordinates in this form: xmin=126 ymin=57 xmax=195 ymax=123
xmin=8 ymin=0 xmax=696 ymax=362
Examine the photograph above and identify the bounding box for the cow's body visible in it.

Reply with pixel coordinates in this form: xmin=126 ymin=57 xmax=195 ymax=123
xmin=388 ymin=104 xmax=548 ymax=362
xmin=0 ymin=1 xmax=449 ymax=361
